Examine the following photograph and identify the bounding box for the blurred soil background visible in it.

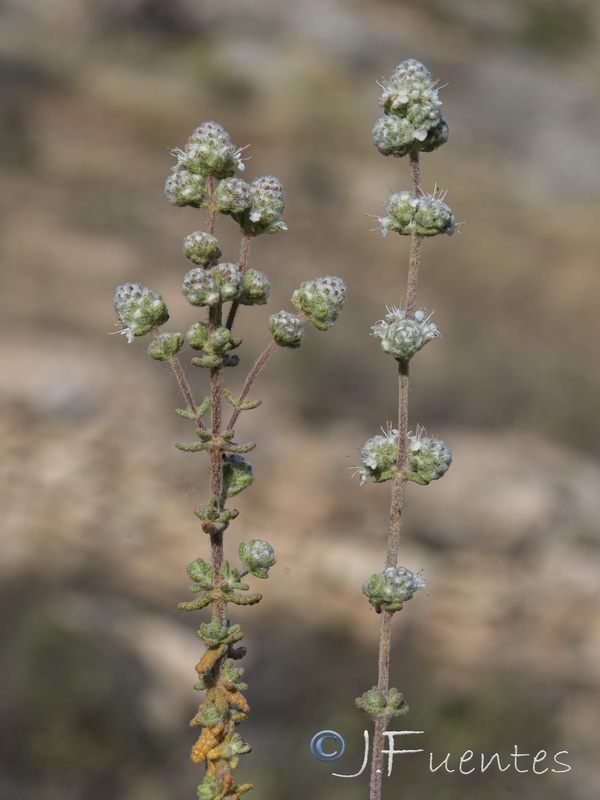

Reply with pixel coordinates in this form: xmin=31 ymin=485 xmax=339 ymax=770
xmin=1 ymin=1 xmax=599 ymax=799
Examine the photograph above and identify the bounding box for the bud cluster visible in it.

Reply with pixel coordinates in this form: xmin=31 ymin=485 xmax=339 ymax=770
xmin=186 ymin=322 xmax=241 ymax=368
xmin=182 ymin=263 xmax=243 ymax=307
xmin=356 ymin=686 xmax=408 ymax=721
xmin=148 ymin=331 xmax=184 ymax=361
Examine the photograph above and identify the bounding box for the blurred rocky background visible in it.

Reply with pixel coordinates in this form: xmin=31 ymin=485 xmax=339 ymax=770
xmin=1 ymin=1 xmax=599 ymax=799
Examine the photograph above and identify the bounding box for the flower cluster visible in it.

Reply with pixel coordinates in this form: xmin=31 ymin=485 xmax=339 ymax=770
xmin=113 ymin=283 xmax=169 ymax=343
xmin=377 ymin=187 xmax=455 ymax=238
xmin=239 ymin=540 xmax=276 ymax=579
xmin=406 ymin=425 xmax=452 ymax=484
xmin=354 ymin=425 xmax=400 ymax=486
xmin=354 ymin=425 xmax=452 ymax=487
xmin=182 ymin=263 xmax=244 ymax=307
xmin=372 ymin=59 xmax=448 ymax=158
xmin=267 ymin=275 xmax=347 ymax=347
xmin=372 ymin=306 xmax=439 ymax=360
xmin=292 ymin=276 xmax=347 ymax=331
xmin=173 ymin=121 xmax=246 ymax=179
xmin=183 ymin=231 xmax=222 ymax=266
xmin=362 ymin=566 xmax=426 ymax=613
xmin=166 ymin=124 xmax=286 ymax=236
xmin=244 ymin=175 xmax=287 ymax=235
xmin=268 ymin=310 xmax=304 ymax=348
xmin=240 ymin=269 xmax=270 ymax=306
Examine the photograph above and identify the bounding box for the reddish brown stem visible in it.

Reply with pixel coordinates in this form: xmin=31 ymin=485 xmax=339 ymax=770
xmin=169 ymin=354 xmax=206 ymax=431
xmin=409 ymin=150 xmax=422 ymax=196
xmin=369 ymin=151 xmax=422 ymax=800
xmin=206 ymin=176 xmax=216 ymax=235
xmin=226 ymin=233 xmax=252 ymax=331
xmin=369 ymin=610 xmax=392 ymax=800
xmin=227 ymin=341 xmax=277 ymax=430
xmin=405 ymin=236 xmax=423 ymax=319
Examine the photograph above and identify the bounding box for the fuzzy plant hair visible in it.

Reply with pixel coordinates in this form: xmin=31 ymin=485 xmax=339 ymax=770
xmin=112 ymin=121 xmax=346 ymax=800
xmin=354 ymin=59 xmax=457 ymax=800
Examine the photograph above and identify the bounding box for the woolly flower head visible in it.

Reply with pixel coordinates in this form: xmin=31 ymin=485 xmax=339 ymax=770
xmin=377 ymin=187 xmax=455 ymax=238
xmin=292 ymin=275 xmax=347 ymax=331
xmin=373 ymin=59 xmax=448 ymax=157
xmin=164 ymin=168 xmax=207 ymax=208
xmin=379 ymin=59 xmax=440 ymax=117
xmin=171 ymin=121 xmax=246 ymax=180
xmin=239 ymin=269 xmax=270 ymax=306
xmin=239 ymin=539 xmax=276 ymax=579
xmin=406 ymin=424 xmax=452 ymax=484
xmin=212 ymin=263 xmax=243 ymax=302
xmin=268 ymin=310 xmax=304 ymax=348
xmin=183 ymin=231 xmax=222 ymax=266
xmin=113 ymin=283 xmax=169 ymax=343
xmin=363 ymin=566 xmax=426 ymax=613
xmin=353 ymin=424 xmax=400 ymax=486
xmin=372 ymin=306 xmax=440 ymax=360
xmin=213 ymin=177 xmax=252 ymax=216
xmin=181 ymin=267 xmax=220 ymax=307
xmin=240 ymin=175 xmax=288 ymax=235
xmin=372 ymin=114 xmax=448 ymax=159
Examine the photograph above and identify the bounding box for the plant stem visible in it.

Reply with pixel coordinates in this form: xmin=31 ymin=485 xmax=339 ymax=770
xmin=227 ymin=341 xmax=277 ymax=430
xmin=208 ymin=303 xmax=226 ymax=625
xmin=206 ymin=305 xmax=230 ymax=789
xmin=405 ymin=151 xmax=423 ymax=317
xmin=369 ymin=610 xmax=392 ymax=800
xmin=169 ymin=354 xmax=206 ymax=431
xmin=409 ymin=150 xmax=422 ymax=197
xmin=369 ymin=150 xmax=423 ymax=800
xmin=206 ymin=175 xmax=226 ymax=627
xmin=405 ymin=236 xmax=423 ymax=319
xmin=206 ymin=176 xmax=216 ymax=235
xmin=226 ymin=233 xmax=252 ymax=331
